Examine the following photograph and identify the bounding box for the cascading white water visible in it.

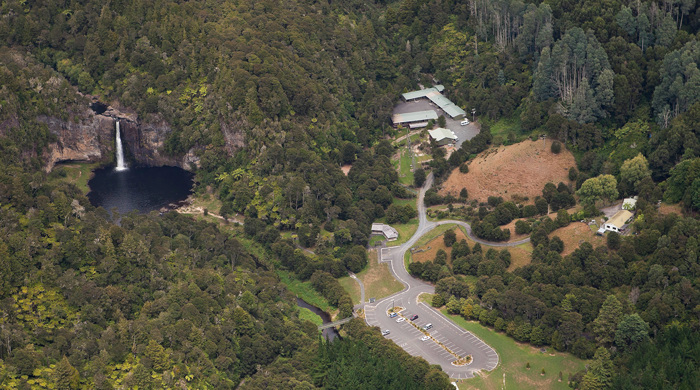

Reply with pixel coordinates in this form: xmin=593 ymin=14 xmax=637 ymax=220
xmin=115 ymin=120 xmax=127 ymax=171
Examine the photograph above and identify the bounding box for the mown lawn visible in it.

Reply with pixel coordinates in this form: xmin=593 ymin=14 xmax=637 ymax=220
xmin=392 ymin=218 xmax=419 ymax=245
xmin=440 ymin=310 xmax=586 ymax=390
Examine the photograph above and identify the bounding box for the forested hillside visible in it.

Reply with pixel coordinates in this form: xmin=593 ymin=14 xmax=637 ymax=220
xmin=1 ymin=0 xmax=700 ymax=388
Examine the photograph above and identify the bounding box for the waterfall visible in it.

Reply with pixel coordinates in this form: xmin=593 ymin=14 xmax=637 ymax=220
xmin=115 ymin=120 xmax=127 ymax=171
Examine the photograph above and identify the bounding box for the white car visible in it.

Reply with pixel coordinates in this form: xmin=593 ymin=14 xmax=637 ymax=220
xmin=420 ymin=335 xmax=430 ymax=341
xmin=396 ymin=317 xmax=405 ymax=323
xmin=382 ymin=330 xmax=390 ymax=336
xmin=461 ymin=120 xmax=469 ymax=125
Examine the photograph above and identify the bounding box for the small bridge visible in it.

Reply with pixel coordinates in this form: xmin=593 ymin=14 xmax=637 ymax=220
xmin=318 ymin=316 xmax=354 ymax=330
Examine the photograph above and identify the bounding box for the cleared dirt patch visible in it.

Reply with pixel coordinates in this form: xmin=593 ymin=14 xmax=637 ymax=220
xmin=441 ymin=140 xmax=575 ymax=204
xmin=658 ymin=202 xmax=683 ymax=216
xmin=553 ymin=222 xmax=605 ymax=257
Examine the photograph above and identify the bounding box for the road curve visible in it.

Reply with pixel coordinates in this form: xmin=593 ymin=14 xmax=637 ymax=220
xmin=363 ymin=173 xmax=527 ymax=378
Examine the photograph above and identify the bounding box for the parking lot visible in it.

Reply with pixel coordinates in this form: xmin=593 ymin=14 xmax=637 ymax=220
xmin=392 ymin=99 xmax=480 ymax=148
xmin=365 ymin=296 xmax=499 ymax=379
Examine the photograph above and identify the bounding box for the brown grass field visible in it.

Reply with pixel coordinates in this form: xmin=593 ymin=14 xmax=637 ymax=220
xmin=441 ymin=140 xmax=576 ymax=204
xmin=412 ymin=227 xmax=470 ymax=264
xmin=412 ymin=227 xmax=532 ymax=271
xmin=553 ymin=222 xmax=605 ymax=256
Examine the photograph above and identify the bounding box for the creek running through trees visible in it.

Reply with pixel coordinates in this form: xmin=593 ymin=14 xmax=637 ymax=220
xmin=296 ymin=298 xmax=341 ymax=341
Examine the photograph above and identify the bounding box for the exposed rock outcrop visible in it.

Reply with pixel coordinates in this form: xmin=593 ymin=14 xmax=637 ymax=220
xmin=42 ymin=102 xmax=216 ymax=171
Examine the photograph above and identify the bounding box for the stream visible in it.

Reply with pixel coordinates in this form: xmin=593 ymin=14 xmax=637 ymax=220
xmin=296 ymin=298 xmax=341 ymax=341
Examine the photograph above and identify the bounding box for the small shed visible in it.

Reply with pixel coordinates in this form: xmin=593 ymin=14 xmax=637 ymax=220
xmin=604 ymin=210 xmax=633 ymax=233
xmin=371 ymin=223 xmax=399 ymax=241
xmin=428 ymin=128 xmax=458 ymax=146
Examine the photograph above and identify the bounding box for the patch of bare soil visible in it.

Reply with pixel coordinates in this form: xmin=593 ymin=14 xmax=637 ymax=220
xmin=441 ymin=140 xmax=576 ymax=204
xmin=341 ymin=164 xmax=352 ymax=175
xmin=658 ymin=203 xmax=683 ymax=216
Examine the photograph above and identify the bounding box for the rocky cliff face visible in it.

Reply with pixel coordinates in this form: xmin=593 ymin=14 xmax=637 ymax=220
xmin=42 ymin=103 xmax=215 ymax=171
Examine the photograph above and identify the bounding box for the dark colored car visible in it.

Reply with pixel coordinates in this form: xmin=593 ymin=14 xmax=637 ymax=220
xmin=410 ymin=315 xmax=419 ymax=321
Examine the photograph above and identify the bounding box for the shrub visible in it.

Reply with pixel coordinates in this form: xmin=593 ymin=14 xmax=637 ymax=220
xmin=487 ymin=196 xmax=503 ymax=207
xmin=568 ymin=167 xmax=578 ymax=181
xmin=443 ymin=230 xmax=457 ymax=247
xmin=515 ymin=220 xmax=532 ymax=234
xmin=459 ymin=188 xmax=468 ymax=199
xmin=459 ymin=163 xmax=469 ymax=173
xmin=551 ymin=141 xmax=562 ymax=154
xmin=414 ymin=168 xmax=426 ymax=188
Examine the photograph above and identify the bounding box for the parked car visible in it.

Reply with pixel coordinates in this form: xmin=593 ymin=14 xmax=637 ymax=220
xmin=396 ymin=317 xmax=405 ymax=323
xmin=389 ymin=312 xmax=398 ymax=318
xmin=420 ymin=335 xmax=430 ymax=341
xmin=382 ymin=330 xmax=390 ymax=336
xmin=410 ymin=315 xmax=419 ymax=321
xmin=461 ymin=119 xmax=470 ymax=125
xmin=423 ymin=323 xmax=433 ymax=330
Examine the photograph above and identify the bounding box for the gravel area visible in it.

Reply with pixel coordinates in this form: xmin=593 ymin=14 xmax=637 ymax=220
xmin=392 ymin=99 xmax=479 ymax=148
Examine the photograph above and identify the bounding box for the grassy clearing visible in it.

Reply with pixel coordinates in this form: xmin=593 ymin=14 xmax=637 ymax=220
xmin=277 ymin=270 xmax=333 ymax=313
xmin=398 ymin=148 xmax=414 ymax=186
xmin=339 ymin=250 xmax=403 ymax=304
xmin=418 ymin=293 xmax=434 ymax=304
xmin=368 ymin=235 xmax=385 ymax=246
xmin=360 ymin=250 xmax=403 ymax=302
xmin=298 ymin=307 xmax=323 ymax=326
xmin=49 ymin=162 xmax=99 ymax=194
xmin=440 ymin=310 xmax=587 ymax=390
xmin=338 ymin=275 xmax=361 ymax=305
xmin=552 ymin=222 xmax=605 ymax=257
xmin=414 ymin=224 xmax=460 ymax=248
xmin=405 ymin=223 xmax=532 ymax=271
xmin=392 ymin=196 xmax=417 ymax=207
xmin=487 ymin=115 xmax=524 ymax=141
xmin=391 ymin=218 xmax=419 ymax=246
xmin=412 ymin=225 xmax=466 ymax=265
xmin=189 ymin=193 xmax=223 ymax=215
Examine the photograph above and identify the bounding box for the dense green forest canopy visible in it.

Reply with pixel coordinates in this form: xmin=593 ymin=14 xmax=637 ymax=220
xmin=1 ymin=0 xmax=700 ymax=388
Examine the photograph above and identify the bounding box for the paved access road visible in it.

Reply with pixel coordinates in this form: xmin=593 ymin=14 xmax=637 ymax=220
xmin=363 ymin=174 xmax=529 ymax=378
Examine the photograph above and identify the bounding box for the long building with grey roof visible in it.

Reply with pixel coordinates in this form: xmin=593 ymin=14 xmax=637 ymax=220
xmin=401 ymin=86 xmax=466 ymax=119
xmin=391 ymin=110 xmax=438 ymax=126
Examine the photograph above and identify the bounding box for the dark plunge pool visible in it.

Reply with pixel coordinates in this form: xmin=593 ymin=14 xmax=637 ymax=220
xmin=88 ymin=166 xmax=194 ymax=215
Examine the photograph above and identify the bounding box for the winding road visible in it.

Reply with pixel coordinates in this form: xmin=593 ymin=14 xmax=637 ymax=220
xmin=362 ymin=174 xmax=529 ymax=379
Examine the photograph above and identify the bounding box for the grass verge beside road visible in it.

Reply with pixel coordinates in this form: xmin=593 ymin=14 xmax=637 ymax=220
xmin=439 ymin=309 xmax=586 ymax=390
xmin=392 ymin=218 xmax=419 ymax=246
xmin=339 ymin=250 xmax=403 ymax=305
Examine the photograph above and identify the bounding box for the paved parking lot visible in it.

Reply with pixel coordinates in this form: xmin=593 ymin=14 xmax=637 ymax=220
xmin=365 ymin=296 xmax=499 ymax=379
xmin=392 ymin=99 xmax=480 ymax=148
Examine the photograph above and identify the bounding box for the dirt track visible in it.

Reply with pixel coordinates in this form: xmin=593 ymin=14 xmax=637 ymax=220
xmin=440 ymin=140 xmax=576 ymax=204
